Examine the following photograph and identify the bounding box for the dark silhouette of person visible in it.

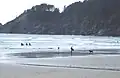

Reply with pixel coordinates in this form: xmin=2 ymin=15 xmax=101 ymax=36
xmin=58 ymin=47 xmax=60 ymax=54
xmin=21 ymin=43 xmax=24 ymax=46
xmin=89 ymin=50 xmax=93 ymax=54
xmin=70 ymin=46 xmax=74 ymax=56
xmin=26 ymin=43 xmax=28 ymax=46
xmin=29 ymin=43 xmax=31 ymax=46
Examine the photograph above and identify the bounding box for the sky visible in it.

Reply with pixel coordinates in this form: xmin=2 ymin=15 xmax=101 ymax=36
xmin=0 ymin=0 xmax=83 ymax=24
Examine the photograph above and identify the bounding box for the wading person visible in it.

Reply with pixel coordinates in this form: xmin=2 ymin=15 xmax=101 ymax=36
xmin=21 ymin=43 xmax=24 ymax=46
xmin=29 ymin=43 xmax=31 ymax=46
xmin=26 ymin=43 xmax=28 ymax=46
xmin=58 ymin=47 xmax=60 ymax=55
xmin=70 ymin=46 xmax=74 ymax=56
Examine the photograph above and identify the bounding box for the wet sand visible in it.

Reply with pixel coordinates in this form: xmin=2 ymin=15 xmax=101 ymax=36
xmin=0 ymin=63 xmax=120 ymax=78
xmin=8 ymin=50 xmax=120 ymax=58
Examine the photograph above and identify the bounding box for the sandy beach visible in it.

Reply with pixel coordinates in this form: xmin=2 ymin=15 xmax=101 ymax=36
xmin=0 ymin=63 xmax=120 ymax=78
xmin=1 ymin=54 xmax=120 ymax=78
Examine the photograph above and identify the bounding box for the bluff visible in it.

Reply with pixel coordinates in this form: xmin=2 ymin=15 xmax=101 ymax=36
xmin=0 ymin=0 xmax=120 ymax=36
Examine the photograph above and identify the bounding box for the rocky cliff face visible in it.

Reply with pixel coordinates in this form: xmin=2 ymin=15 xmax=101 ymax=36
xmin=0 ymin=0 xmax=120 ymax=36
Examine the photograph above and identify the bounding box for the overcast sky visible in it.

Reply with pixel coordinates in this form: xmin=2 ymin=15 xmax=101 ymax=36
xmin=0 ymin=0 xmax=83 ymax=24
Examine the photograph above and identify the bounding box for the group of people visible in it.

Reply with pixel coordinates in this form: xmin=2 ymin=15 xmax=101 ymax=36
xmin=20 ymin=43 xmax=93 ymax=55
xmin=21 ymin=43 xmax=31 ymax=46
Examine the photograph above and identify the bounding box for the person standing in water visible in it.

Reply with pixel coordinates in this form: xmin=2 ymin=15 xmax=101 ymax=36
xmin=58 ymin=47 xmax=60 ymax=55
xmin=29 ymin=43 xmax=31 ymax=46
xmin=26 ymin=43 xmax=28 ymax=46
xmin=70 ymin=46 xmax=74 ymax=56
xmin=21 ymin=43 xmax=24 ymax=46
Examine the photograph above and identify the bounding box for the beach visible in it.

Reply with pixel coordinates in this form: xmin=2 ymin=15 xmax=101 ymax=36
xmin=0 ymin=34 xmax=120 ymax=78
xmin=0 ymin=63 xmax=120 ymax=78
xmin=1 ymin=54 xmax=120 ymax=78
